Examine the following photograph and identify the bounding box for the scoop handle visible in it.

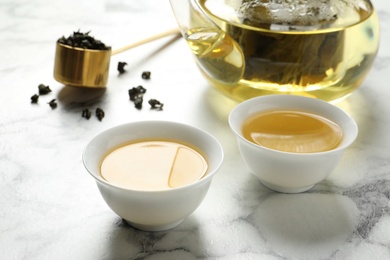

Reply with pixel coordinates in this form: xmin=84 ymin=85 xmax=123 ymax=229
xmin=111 ymin=28 xmax=181 ymax=56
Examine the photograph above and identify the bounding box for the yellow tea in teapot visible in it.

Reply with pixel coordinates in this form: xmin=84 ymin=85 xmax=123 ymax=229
xmin=186 ymin=0 xmax=379 ymax=102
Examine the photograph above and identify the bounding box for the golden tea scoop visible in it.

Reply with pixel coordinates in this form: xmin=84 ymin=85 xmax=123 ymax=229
xmin=53 ymin=28 xmax=180 ymax=88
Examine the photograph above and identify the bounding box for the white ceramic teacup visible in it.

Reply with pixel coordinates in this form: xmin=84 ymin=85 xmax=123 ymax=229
xmin=229 ymin=95 xmax=358 ymax=193
xmin=83 ymin=120 xmax=223 ymax=231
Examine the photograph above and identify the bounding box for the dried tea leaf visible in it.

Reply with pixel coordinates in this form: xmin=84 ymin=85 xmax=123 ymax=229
xmin=96 ymin=107 xmax=105 ymax=121
xmin=82 ymin=108 xmax=92 ymax=119
xmin=31 ymin=94 xmax=39 ymax=103
xmin=38 ymin=84 xmax=52 ymax=95
xmin=148 ymin=99 xmax=164 ymax=110
xmin=118 ymin=62 xmax=127 ymax=74
xmin=128 ymin=86 xmax=147 ymax=101
xmin=141 ymin=71 xmax=151 ymax=79
xmin=134 ymin=96 xmax=143 ymax=110
xmin=48 ymin=99 xmax=57 ymax=109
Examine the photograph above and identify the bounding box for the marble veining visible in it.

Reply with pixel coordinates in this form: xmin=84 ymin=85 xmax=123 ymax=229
xmin=1 ymin=0 xmax=390 ymax=259
xmin=344 ymin=179 xmax=390 ymax=239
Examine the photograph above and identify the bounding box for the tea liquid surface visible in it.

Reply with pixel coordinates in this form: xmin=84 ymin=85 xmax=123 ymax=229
xmin=100 ymin=140 xmax=208 ymax=190
xmin=242 ymin=110 xmax=343 ymax=153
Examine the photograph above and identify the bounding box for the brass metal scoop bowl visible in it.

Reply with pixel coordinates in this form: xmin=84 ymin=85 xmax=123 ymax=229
xmin=54 ymin=28 xmax=180 ymax=88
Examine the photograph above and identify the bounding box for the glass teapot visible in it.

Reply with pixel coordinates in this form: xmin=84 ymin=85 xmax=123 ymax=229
xmin=169 ymin=0 xmax=379 ymax=102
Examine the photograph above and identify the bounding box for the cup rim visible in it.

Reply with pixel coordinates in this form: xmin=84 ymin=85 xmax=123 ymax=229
xmin=82 ymin=120 xmax=224 ymax=193
xmin=228 ymin=94 xmax=358 ymax=156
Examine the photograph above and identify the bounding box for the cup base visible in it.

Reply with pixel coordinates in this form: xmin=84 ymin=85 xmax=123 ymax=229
xmin=259 ymin=179 xmax=314 ymax=193
xmin=125 ymin=219 xmax=185 ymax=232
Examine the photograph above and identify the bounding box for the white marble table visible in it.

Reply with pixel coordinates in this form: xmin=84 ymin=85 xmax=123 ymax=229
xmin=1 ymin=0 xmax=390 ymax=259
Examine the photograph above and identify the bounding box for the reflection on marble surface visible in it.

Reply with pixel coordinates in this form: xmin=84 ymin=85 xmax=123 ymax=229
xmin=1 ymin=0 xmax=390 ymax=259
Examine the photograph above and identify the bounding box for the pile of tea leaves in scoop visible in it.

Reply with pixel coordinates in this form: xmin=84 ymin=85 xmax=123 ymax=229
xmin=57 ymin=30 xmax=111 ymax=50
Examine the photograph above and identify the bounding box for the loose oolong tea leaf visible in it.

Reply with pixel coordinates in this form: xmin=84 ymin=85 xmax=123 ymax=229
xmin=148 ymin=99 xmax=164 ymax=110
xmin=82 ymin=108 xmax=92 ymax=119
xmin=134 ymin=96 xmax=143 ymax=110
xmin=137 ymin=85 xmax=147 ymax=94
xmin=141 ymin=71 xmax=151 ymax=79
xmin=128 ymin=86 xmax=147 ymax=101
xmin=31 ymin=94 xmax=39 ymax=104
xmin=48 ymin=99 xmax=57 ymax=109
xmin=117 ymin=62 xmax=127 ymax=74
xmin=38 ymin=84 xmax=52 ymax=95
xmin=128 ymin=85 xmax=147 ymax=109
xmin=57 ymin=30 xmax=111 ymax=50
xmin=96 ymin=107 xmax=105 ymax=121
xmin=128 ymin=89 xmax=138 ymax=101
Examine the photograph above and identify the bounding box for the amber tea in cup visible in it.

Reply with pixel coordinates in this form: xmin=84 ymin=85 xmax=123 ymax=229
xmin=242 ymin=110 xmax=343 ymax=153
xmin=100 ymin=139 xmax=208 ymax=191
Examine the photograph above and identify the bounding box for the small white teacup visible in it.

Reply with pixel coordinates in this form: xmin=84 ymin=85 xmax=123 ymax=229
xmin=83 ymin=120 xmax=223 ymax=231
xmin=229 ymin=95 xmax=358 ymax=193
